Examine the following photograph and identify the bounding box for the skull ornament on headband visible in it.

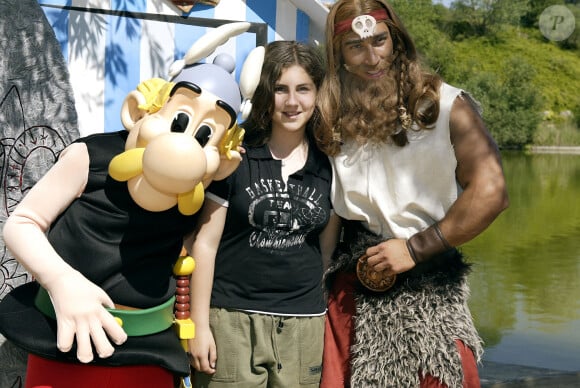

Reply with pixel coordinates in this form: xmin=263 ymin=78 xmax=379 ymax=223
xmin=352 ymin=14 xmax=377 ymax=39
xmin=334 ymin=9 xmax=389 ymax=37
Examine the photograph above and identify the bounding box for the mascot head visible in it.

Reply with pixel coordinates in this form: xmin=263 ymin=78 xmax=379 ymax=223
xmin=108 ymin=22 xmax=264 ymax=216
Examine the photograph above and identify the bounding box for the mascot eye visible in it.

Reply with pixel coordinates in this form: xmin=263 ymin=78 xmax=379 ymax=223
xmin=171 ymin=112 xmax=191 ymax=133
xmin=194 ymin=125 xmax=213 ymax=147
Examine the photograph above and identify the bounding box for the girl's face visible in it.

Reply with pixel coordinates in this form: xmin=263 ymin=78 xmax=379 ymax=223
xmin=340 ymin=21 xmax=393 ymax=80
xmin=271 ymin=64 xmax=317 ymax=135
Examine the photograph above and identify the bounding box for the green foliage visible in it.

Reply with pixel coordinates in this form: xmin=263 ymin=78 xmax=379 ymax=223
xmin=556 ymin=4 xmax=579 ymax=50
xmin=521 ymin=0 xmax=562 ymax=28
xmin=445 ymin=0 xmax=529 ymax=40
xmin=533 ymin=120 xmax=580 ymax=146
xmin=459 ymin=57 xmax=542 ymax=147
xmin=449 ymin=31 xmax=580 ymax=146
xmin=391 ymin=1 xmax=454 ymax=73
xmin=387 ymin=1 xmax=580 ymax=147
xmin=520 ymin=2 xmax=579 ymax=50
xmin=575 ymin=100 xmax=580 ymax=128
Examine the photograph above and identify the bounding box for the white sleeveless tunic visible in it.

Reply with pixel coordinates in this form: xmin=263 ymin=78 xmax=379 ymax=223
xmin=331 ymin=83 xmax=463 ymax=239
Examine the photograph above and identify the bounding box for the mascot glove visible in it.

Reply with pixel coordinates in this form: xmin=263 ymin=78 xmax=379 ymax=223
xmin=43 ymin=269 xmax=128 ymax=363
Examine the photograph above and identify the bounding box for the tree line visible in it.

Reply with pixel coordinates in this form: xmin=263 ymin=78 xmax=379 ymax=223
xmin=388 ymin=0 xmax=579 ymax=148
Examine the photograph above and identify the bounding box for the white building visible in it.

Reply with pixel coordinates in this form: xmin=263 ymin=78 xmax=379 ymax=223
xmin=39 ymin=0 xmax=330 ymax=135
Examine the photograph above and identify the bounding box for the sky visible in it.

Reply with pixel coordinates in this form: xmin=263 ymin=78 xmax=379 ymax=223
xmin=433 ymin=0 xmax=453 ymax=6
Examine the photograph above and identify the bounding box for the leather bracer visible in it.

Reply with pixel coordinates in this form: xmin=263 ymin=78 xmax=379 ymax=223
xmin=406 ymin=223 xmax=452 ymax=264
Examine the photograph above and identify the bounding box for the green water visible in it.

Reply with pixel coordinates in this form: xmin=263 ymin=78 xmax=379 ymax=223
xmin=463 ymin=151 xmax=580 ymax=371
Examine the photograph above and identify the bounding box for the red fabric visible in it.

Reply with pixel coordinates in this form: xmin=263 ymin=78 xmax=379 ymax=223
xmin=419 ymin=341 xmax=480 ymax=388
xmin=26 ymin=354 xmax=174 ymax=388
xmin=320 ymin=272 xmax=357 ymax=388
xmin=321 ymin=272 xmax=480 ymax=388
xmin=456 ymin=340 xmax=481 ymax=388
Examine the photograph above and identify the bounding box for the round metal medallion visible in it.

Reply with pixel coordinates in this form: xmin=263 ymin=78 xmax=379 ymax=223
xmin=356 ymin=254 xmax=397 ymax=292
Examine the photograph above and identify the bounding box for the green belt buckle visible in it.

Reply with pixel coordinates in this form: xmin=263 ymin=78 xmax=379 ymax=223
xmin=34 ymin=287 xmax=175 ymax=336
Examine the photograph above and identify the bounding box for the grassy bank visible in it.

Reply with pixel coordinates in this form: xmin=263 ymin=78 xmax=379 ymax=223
xmin=533 ymin=120 xmax=580 ymax=146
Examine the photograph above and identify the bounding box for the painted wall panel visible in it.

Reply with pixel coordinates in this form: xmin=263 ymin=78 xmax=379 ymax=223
xmin=37 ymin=0 xmax=327 ymax=135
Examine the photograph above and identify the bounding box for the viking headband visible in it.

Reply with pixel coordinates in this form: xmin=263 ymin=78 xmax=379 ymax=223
xmin=334 ymin=9 xmax=389 ymax=38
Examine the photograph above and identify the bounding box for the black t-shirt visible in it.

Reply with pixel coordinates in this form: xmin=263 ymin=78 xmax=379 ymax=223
xmin=49 ymin=131 xmax=198 ymax=307
xmin=207 ymin=142 xmax=332 ymax=315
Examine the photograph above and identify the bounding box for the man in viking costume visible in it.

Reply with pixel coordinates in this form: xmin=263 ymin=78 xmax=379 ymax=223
xmin=316 ymin=1 xmax=509 ymax=387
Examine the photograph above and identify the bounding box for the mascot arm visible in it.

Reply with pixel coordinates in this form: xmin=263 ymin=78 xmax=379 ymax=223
xmin=3 ymin=142 xmax=128 ymax=362
xmin=4 ymin=143 xmax=89 ymax=278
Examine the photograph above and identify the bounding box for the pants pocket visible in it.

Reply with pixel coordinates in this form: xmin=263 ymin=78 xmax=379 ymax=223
xmin=299 ymin=316 xmax=325 ymax=385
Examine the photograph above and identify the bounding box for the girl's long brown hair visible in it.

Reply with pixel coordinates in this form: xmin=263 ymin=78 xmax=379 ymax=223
xmin=318 ymin=0 xmax=442 ymax=156
xmin=242 ymin=40 xmax=326 ymax=148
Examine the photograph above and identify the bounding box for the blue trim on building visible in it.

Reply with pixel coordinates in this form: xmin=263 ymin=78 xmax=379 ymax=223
xmin=296 ymin=9 xmax=309 ymax=43
xmin=246 ymin=0 xmax=277 ymax=42
xmin=41 ymin=5 xmax=70 ymax=61
xmin=104 ymin=11 xmax=144 ymax=132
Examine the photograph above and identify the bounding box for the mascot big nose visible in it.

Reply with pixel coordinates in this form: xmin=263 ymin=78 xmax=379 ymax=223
xmin=142 ymin=134 xmax=206 ymax=193
xmin=138 ymin=54 xmax=243 ymax=195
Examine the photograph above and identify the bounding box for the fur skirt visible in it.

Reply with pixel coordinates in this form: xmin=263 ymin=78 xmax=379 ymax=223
xmin=325 ymin=221 xmax=483 ymax=387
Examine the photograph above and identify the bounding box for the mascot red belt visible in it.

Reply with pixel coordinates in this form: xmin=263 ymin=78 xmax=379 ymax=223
xmin=0 ymin=22 xmax=264 ymax=388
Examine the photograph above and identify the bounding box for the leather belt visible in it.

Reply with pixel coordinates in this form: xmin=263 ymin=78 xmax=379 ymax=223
xmin=34 ymin=287 xmax=175 ymax=336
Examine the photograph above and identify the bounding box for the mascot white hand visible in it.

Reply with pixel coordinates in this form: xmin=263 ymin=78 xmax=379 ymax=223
xmin=44 ymin=269 xmax=126 ymax=363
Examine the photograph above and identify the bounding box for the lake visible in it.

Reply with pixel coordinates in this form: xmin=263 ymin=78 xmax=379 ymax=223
xmin=463 ymin=151 xmax=580 ymax=371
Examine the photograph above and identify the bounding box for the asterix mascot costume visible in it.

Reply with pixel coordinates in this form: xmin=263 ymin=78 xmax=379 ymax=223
xmin=0 ymin=22 xmax=264 ymax=388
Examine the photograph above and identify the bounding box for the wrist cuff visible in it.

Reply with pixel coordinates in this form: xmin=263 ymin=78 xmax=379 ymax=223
xmin=406 ymin=223 xmax=452 ymax=264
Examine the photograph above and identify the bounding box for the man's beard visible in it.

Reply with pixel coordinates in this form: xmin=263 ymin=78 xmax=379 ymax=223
xmin=338 ymin=67 xmax=400 ymax=143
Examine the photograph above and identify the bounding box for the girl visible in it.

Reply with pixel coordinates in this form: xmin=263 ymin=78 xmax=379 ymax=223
xmin=188 ymin=40 xmax=341 ymax=387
